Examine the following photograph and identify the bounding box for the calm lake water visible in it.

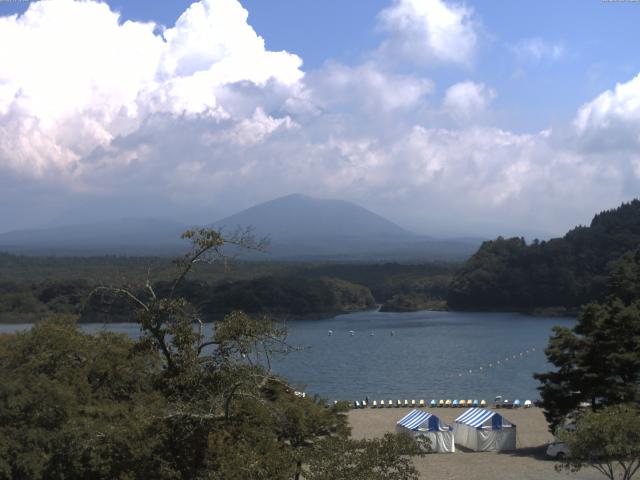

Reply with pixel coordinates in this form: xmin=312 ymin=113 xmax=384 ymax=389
xmin=1 ymin=310 xmax=574 ymax=403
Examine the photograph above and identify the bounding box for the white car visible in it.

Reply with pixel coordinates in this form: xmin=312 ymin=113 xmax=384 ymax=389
xmin=546 ymin=441 xmax=570 ymax=459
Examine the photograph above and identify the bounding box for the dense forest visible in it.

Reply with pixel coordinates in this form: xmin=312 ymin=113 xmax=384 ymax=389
xmin=448 ymin=200 xmax=640 ymax=312
xmin=0 ymin=255 xmax=456 ymax=322
xmin=0 ymin=230 xmax=423 ymax=479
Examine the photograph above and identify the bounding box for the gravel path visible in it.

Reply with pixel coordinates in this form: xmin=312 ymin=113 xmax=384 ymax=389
xmin=348 ymin=407 xmax=603 ymax=480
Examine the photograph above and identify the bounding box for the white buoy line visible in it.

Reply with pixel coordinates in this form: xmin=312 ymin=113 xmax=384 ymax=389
xmin=455 ymin=347 xmax=539 ymax=377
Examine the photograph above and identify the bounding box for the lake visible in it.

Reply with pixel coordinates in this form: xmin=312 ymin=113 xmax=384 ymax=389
xmin=1 ymin=309 xmax=574 ymax=403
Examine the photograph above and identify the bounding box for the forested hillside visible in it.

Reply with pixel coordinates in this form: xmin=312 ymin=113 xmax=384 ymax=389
xmin=0 ymin=254 xmax=455 ymax=322
xmin=448 ymin=200 xmax=640 ymax=311
xmin=0 ymin=276 xmax=375 ymax=323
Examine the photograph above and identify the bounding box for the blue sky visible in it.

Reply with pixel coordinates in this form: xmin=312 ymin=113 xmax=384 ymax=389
xmin=1 ymin=0 xmax=640 ymax=237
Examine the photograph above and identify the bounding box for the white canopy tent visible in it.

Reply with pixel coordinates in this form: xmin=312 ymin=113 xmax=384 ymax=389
xmin=454 ymin=408 xmax=516 ymax=451
xmin=396 ymin=409 xmax=455 ymax=453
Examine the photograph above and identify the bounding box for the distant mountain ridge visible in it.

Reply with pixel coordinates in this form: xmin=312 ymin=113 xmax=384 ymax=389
xmin=0 ymin=218 xmax=187 ymax=256
xmin=0 ymin=194 xmax=480 ymax=260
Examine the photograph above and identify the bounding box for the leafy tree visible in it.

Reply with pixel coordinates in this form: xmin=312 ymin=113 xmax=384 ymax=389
xmin=0 ymin=315 xmax=166 ymax=479
xmin=535 ymin=250 xmax=640 ymax=431
xmin=0 ymin=228 xmax=426 ymax=479
xmin=303 ymin=433 xmax=424 ymax=480
xmin=556 ymin=404 xmax=640 ymax=480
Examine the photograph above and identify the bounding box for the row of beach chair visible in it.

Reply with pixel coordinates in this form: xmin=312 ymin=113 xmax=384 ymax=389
xmin=347 ymin=398 xmax=534 ymax=409
xmin=366 ymin=399 xmax=488 ymax=409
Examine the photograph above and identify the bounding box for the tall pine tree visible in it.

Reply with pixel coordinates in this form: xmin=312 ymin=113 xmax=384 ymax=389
xmin=535 ymin=249 xmax=640 ymax=431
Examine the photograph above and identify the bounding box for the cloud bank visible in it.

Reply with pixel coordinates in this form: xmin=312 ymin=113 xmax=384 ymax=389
xmin=0 ymin=0 xmax=639 ymax=237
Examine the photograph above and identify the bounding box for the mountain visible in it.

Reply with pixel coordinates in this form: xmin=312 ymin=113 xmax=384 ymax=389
xmin=212 ymin=194 xmax=413 ymax=240
xmin=0 ymin=194 xmax=481 ymax=260
xmin=448 ymin=199 xmax=640 ymax=311
xmin=212 ymin=194 xmax=479 ymax=260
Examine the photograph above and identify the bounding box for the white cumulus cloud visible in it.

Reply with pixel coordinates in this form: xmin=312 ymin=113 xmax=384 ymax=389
xmin=0 ymin=0 xmax=303 ymax=176
xmin=377 ymin=0 xmax=478 ymax=67
xmin=573 ymin=72 xmax=640 ymax=152
xmin=442 ymin=80 xmax=496 ymax=122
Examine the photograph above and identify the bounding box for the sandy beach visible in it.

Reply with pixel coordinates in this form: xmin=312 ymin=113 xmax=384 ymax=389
xmin=348 ymin=407 xmax=603 ymax=480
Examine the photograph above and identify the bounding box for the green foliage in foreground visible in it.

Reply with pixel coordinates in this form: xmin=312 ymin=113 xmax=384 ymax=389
xmin=0 ymin=229 xmax=424 ymax=479
xmin=304 ymin=433 xmax=424 ymax=480
xmin=535 ymin=250 xmax=640 ymax=432
xmin=556 ymin=405 xmax=640 ymax=480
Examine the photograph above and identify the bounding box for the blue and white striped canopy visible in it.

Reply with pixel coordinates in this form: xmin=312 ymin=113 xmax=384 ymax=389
xmin=397 ymin=409 xmax=434 ymax=430
xmin=455 ymin=408 xmax=510 ymax=429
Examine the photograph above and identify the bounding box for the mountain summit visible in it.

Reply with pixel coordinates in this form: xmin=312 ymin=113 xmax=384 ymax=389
xmin=212 ymin=194 xmax=413 ymax=241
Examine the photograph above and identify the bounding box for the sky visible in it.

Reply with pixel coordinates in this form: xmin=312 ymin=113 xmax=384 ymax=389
xmin=1 ymin=0 xmax=640 ymax=238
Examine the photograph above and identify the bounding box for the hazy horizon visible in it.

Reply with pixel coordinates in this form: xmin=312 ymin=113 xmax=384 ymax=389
xmin=0 ymin=191 xmax=583 ymax=241
xmin=1 ymin=0 xmax=639 ymax=240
